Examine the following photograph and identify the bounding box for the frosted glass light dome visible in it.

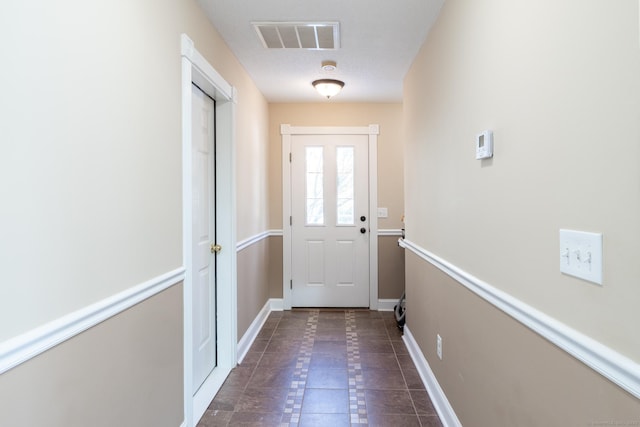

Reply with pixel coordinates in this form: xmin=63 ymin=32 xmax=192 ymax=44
xmin=312 ymin=79 xmax=344 ymax=99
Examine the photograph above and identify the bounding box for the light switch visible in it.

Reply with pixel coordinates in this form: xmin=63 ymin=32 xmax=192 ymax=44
xmin=377 ymin=207 xmax=388 ymax=218
xmin=559 ymin=229 xmax=603 ymax=285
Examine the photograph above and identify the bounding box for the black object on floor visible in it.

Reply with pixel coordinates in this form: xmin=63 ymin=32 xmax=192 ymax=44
xmin=394 ymin=291 xmax=406 ymax=331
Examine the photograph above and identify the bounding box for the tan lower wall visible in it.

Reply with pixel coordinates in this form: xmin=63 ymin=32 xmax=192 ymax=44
xmin=0 ymin=283 xmax=183 ymax=427
xmin=237 ymin=239 xmax=271 ymax=339
xmin=405 ymin=252 xmax=640 ymax=426
xmin=378 ymin=235 xmax=405 ymax=299
xmin=266 ymin=235 xmax=405 ymax=303
xmin=269 ymin=236 xmax=284 ymax=299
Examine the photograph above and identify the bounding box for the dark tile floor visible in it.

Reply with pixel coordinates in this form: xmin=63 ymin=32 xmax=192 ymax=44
xmin=198 ymin=309 xmax=443 ymax=427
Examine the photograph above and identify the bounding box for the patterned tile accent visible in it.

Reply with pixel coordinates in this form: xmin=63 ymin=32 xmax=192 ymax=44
xmin=199 ymin=310 xmax=444 ymax=427
xmin=346 ymin=310 xmax=368 ymax=425
xmin=281 ymin=310 xmax=319 ymax=426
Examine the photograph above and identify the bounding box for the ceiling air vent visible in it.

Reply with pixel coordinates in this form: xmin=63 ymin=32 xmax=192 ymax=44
xmin=253 ymin=22 xmax=340 ymax=50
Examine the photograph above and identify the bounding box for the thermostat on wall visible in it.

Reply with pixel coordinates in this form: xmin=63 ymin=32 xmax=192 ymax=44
xmin=476 ymin=130 xmax=493 ymax=160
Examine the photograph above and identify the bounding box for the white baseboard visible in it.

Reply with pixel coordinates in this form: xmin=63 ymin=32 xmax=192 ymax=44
xmin=237 ymin=298 xmax=282 ymax=364
xmin=193 ymin=365 xmax=233 ymax=425
xmin=399 ymin=238 xmax=640 ymax=400
xmin=269 ymin=298 xmax=284 ymax=312
xmin=377 ymin=298 xmax=399 ymax=311
xmin=0 ymin=267 xmax=185 ymax=375
xmin=403 ymin=326 xmax=462 ymax=427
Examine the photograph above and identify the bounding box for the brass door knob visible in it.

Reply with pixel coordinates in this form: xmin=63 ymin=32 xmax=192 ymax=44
xmin=210 ymin=244 xmax=222 ymax=254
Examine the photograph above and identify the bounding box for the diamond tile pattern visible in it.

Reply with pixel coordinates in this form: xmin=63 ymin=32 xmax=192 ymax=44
xmin=198 ymin=310 xmax=442 ymax=427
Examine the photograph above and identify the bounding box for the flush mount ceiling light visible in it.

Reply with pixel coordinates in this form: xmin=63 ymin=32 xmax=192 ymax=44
xmin=312 ymin=79 xmax=344 ymax=99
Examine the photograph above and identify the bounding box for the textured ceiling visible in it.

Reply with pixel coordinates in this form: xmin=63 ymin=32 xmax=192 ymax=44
xmin=197 ymin=0 xmax=444 ymax=103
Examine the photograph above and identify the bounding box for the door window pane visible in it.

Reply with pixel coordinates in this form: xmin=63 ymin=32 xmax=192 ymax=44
xmin=336 ymin=146 xmax=354 ymax=225
xmin=306 ymin=146 xmax=324 ymax=225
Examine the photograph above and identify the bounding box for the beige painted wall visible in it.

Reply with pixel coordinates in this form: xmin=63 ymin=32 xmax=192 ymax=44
xmin=406 ymin=255 xmax=640 ymax=425
xmin=268 ymin=103 xmax=406 ymax=302
xmin=269 ymin=236 xmax=284 ymax=298
xmin=378 ymin=235 xmax=405 ymax=299
xmin=0 ymin=284 xmax=183 ymax=427
xmin=0 ymin=0 xmax=268 ymax=341
xmin=403 ymin=0 xmax=640 ymax=423
xmin=235 ymin=85 xmax=271 ymax=241
xmin=404 ymin=0 xmax=640 ymax=359
xmin=237 ymin=239 xmax=270 ymax=339
xmin=0 ymin=0 xmax=269 ymax=424
xmin=268 ymin=103 xmax=404 ymax=230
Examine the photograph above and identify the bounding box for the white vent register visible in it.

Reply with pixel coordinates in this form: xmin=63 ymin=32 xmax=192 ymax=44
xmin=253 ymin=22 xmax=340 ymax=50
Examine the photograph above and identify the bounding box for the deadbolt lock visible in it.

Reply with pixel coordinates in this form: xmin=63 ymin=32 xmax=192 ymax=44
xmin=211 ymin=244 xmax=222 ymax=254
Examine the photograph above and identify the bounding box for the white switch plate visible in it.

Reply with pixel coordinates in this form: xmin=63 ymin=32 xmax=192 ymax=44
xmin=436 ymin=334 xmax=443 ymax=360
xmin=559 ymin=229 xmax=603 ymax=285
xmin=377 ymin=207 xmax=388 ymax=218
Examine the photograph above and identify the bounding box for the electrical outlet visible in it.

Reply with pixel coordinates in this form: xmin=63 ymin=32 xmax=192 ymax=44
xmin=437 ymin=334 xmax=443 ymax=360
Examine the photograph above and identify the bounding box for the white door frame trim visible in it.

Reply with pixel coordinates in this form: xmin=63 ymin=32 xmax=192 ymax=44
xmin=281 ymin=124 xmax=379 ymax=310
xmin=181 ymin=34 xmax=237 ymax=427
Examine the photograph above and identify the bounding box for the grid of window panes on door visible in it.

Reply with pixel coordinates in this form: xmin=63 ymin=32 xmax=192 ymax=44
xmin=305 ymin=146 xmax=354 ymax=226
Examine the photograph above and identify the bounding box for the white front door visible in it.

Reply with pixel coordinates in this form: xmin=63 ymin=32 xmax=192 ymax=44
xmin=290 ymin=134 xmax=370 ymax=307
xmin=191 ymin=84 xmax=216 ymax=393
